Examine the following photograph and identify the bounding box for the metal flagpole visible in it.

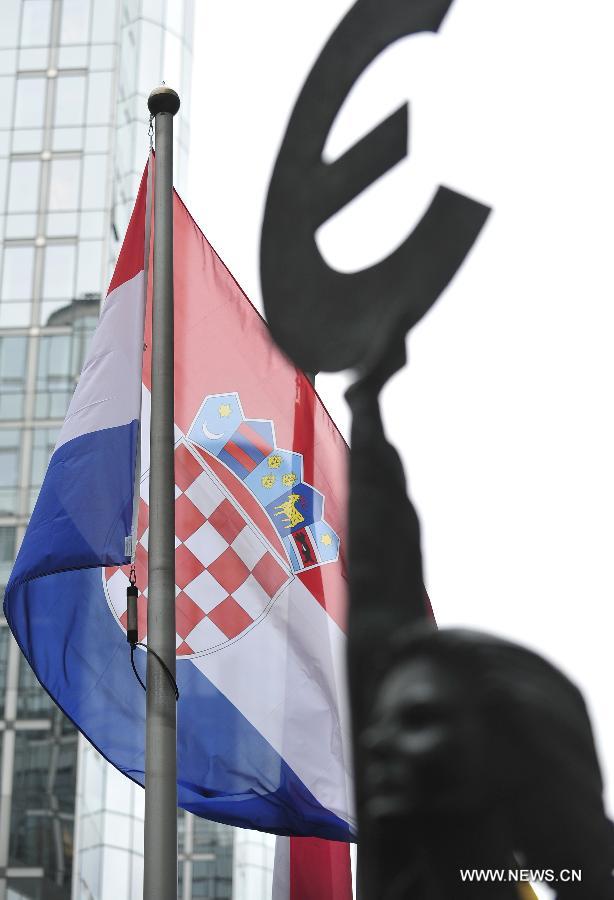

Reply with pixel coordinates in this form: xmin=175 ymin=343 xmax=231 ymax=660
xmin=144 ymin=85 xmax=180 ymax=900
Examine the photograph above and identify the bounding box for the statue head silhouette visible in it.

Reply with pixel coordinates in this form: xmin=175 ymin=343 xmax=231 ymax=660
xmin=364 ymin=627 xmax=614 ymax=897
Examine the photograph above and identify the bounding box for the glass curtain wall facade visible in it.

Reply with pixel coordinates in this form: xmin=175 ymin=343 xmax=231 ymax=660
xmin=0 ymin=2 xmax=247 ymax=899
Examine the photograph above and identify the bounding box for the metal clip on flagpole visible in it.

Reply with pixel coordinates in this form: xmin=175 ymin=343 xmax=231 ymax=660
xmin=144 ymin=84 xmax=180 ymax=900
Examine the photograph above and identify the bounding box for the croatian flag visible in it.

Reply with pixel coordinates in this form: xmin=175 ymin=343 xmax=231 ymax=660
xmin=4 ymin=160 xmax=355 ymax=853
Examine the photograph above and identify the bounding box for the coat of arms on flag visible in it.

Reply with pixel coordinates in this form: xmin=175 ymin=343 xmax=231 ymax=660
xmin=187 ymin=391 xmax=340 ymax=574
xmin=104 ymin=390 xmax=340 ymax=656
xmin=104 ymin=437 xmax=293 ymax=657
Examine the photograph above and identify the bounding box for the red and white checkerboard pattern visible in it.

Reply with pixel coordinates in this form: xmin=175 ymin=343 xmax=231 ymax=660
xmin=103 ymin=440 xmax=292 ymax=657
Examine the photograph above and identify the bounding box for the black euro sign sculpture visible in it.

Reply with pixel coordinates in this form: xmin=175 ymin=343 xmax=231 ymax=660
xmin=260 ymin=0 xmax=491 ymax=374
xmin=260 ymin=4 xmax=614 ymax=899
xmin=261 ymin=1 xmax=492 ymax=896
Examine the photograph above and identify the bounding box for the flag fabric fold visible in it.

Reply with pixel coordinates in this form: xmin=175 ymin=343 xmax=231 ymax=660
xmin=4 ymin=159 xmax=355 ymax=843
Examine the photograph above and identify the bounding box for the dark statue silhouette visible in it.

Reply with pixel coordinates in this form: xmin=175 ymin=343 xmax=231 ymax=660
xmin=346 ymin=353 xmax=614 ymax=899
xmin=259 ymin=0 xmax=614 ymax=894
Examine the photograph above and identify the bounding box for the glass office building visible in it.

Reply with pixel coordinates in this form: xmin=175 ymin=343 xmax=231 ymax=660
xmin=0 ymin=2 xmax=276 ymax=899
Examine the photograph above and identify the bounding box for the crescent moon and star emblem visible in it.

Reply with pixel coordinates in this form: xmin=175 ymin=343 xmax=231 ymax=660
xmin=201 ymin=402 xmax=233 ymax=441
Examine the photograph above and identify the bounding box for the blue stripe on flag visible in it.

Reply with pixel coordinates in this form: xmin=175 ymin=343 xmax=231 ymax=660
xmin=8 ymin=421 xmax=138 ymax=589
xmin=232 ymin=421 xmax=272 ymax=465
xmin=217 ymin=446 xmax=252 ymax=480
xmin=5 ymin=565 xmax=351 ymax=840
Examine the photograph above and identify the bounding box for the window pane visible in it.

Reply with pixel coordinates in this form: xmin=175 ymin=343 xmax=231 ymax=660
xmin=7 ymin=159 xmax=40 ymax=212
xmin=166 ymin=0 xmax=184 ymax=35
xmin=2 ymin=245 xmax=35 ymax=298
xmin=41 ymin=299 xmax=71 ymax=325
xmin=118 ymin=30 xmax=137 ymax=97
xmin=86 ymin=72 xmax=113 ymax=125
xmin=71 ymin=313 xmax=98 ymax=370
xmin=35 ymin=386 xmax=72 ymax=419
xmin=10 ymin=727 xmax=77 ymax=891
xmin=0 ymin=429 xmax=20 ymax=514
xmin=46 ymin=211 xmax=78 ymax=237
xmin=36 ymin=335 xmax=73 ymax=418
xmin=90 ymin=44 xmax=114 ymax=70
xmin=191 ymin=852 xmax=233 ymax=899
xmin=54 ymin=75 xmax=86 ymax=127
xmin=0 ymin=334 xmax=27 ymax=376
xmin=0 ymin=301 xmax=31 ymax=328
xmin=0 ymin=158 xmax=7 ymax=210
xmin=177 ymin=864 xmax=184 ymax=900
xmin=0 ymin=0 xmax=21 ymax=49
xmin=18 ymin=46 xmax=49 ymax=69
xmin=0 ymin=77 xmax=14 ymax=128
xmin=184 ymin=0 xmax=195 ymax=49
xmin=177 ymin=809 xmax=187 ymax=853
xmin=81 ymin=155 xmax=107 ymax=209
xmin=91 ymin=0 xmax=117 ymax=43
xmin=138 ymin=21 xmax=162 ymax=93
xmin=12 ymin=128 xmax=44 ymax=153
xmin=76 ymin=240 xmax=103 ymax=297
xmin=7 ymin=876 xmax=45 ymax=900
xmin=5 ymin=213 xmax=37 ymax=239
xmin=30 ymin=427 xmax=58 ymax=487
xmin=162 ymin=32 xmax=182 ymax=92
xmin=0 ymin=491 xmax=18 ymax=514
xmin=48 ymin=157 xmax=81 ymax=211
xmin=14 ymin=77 xmax=46 ymax=128
xmin=193 ymin=818 xmax=233 ymax=854
xmin=143 ymin=0 xmax=164 ymax=20
xmin=38 ymin=335 xmax=71 ymax=384
xmin=17 ymin=657 xmax=52 ymax=716
xmin=0 ymin=429 xmax=20 ymax=485
xmin=51 ymin=126 xmax=83 ymax=152
xmin=21 ymin=0 xmax=53 ymax=46
xmin=0 ymin=335 xmax=27 ymax=419
xmin=60 ymin=0 xmax=91 ymax=44
xmin=0 ymin=524 xmax=15 ymax=558
xmin=57 ymin=44 xmax=88 ymax=68
xmin=79 ymin=210 xmax=104 ymax=238
xmin=181 ymin=48 xmax=193 ymax=114
xmin=42 ymin=244 xmax=76 ymax=299
xmin=84 ymin=125 xmax=109 ymax=152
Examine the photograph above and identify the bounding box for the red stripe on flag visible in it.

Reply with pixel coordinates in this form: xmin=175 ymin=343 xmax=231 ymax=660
xmin=238 ymin=420 xmax=272 ymax=457
xmin=223 ymin=439 xmax=258 ymax=473
xmin=107 ymin=164 xmax=148 ymax=295
xmin=143 ymin=188 xmax=350 ymax=632
xmin=299 ymin=564 xmax=348 ymax=633
xmin=289 ymin=837 xmax=352 ymax=900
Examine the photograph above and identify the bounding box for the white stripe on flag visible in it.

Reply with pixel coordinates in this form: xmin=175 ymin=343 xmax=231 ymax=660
xmin=56 ymin=270 xmax=146 ymax=451
xmin=191 ymin=576 xmax=355 ymax=828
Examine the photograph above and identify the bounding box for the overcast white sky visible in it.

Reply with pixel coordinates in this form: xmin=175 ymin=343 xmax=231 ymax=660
xmin=187 ymin=1 xmax=614 ymax=887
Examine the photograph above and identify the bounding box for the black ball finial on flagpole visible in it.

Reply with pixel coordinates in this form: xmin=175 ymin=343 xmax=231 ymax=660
xmin=148 ymin=85 xmax=180 ymax=117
